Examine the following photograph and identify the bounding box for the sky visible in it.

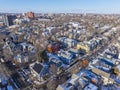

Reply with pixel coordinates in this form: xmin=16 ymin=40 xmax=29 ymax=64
xmin=0 ymin=0 xmax=120 ymax=14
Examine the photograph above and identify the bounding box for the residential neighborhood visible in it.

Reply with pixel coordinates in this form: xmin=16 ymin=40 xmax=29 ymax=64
xmin=0 ymin=12 xmax=120 ymax=90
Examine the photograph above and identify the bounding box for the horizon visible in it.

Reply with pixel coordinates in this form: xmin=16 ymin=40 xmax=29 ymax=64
xmin=1 ymin=12 xmax=120 ymax=15
xmin=1 ymin=0 xmax=120 ymax=14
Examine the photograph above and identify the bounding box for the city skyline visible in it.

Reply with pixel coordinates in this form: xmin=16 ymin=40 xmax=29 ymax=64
xmin=0 ymin=0 xmax=120 ymax=14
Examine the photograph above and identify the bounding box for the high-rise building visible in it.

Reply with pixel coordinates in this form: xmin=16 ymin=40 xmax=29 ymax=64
xmin=0 ymin=16 xmax=4 ymax=27
xmin=25 ymin=12 xmax=35 ymax=19
xmin=0 ymin=15 xmax=16 ymax=26
xmin=7 ymin=15 xmax=16 ymax=26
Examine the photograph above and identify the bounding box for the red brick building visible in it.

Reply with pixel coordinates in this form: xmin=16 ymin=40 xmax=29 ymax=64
xmin=47 ymin=43 xmax=60 ymax=53
xmin=25 ymin=12 xmax=35 ymax=19
xmin=0 ymin=22 xmax=4 ymax=27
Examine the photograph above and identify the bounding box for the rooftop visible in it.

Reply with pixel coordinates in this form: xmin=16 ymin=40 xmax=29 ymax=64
xmin=32 ymin=63 xmax=43 ymax=74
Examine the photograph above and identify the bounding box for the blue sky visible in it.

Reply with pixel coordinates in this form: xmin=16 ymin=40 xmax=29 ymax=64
xmin=0 ymin=0 xmax=120 ymax=13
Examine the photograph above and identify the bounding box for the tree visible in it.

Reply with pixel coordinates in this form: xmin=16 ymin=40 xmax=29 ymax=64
xmin=3 ymin=47 xmax=13 ymax=61
xmin=40 ymin=50 xmax=48 ymax=62
xmin=36 ymin=49 xmax=48 ymax=63
xmin=18 ymin=33 xmax=26 ymax=42
xmin=46 ymin=77 xmax=58 ymax=90
xmin=36 ymin=49 xmax=42 ymax=62
xmin=50 ymin=64 xmax=57 ymax=75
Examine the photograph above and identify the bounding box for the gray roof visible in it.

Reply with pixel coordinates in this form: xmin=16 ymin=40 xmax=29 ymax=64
xmin=33 ymin=63 xmax=43 ymax=74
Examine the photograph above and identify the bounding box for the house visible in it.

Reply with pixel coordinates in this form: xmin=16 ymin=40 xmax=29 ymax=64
xmin=68 ymin=29 xmax=85 ymax=39
xmin=30 ymin=62 xmax=48 ymax=81
xmin=7 ymin=85 xmax=14 ymax=90
xmin=58 ymin=37 xmax=77 ymax=48
xmin=98 ymin=56 xmax=115 ymax=67
xmin=13 ymin=44 xmax=23 ymax=53
xmin=20 ymin=42 xmax=35 ymax=52
xmin=84 ymin=83 xmax=98 ymax=90
xmin=46 ymin=27 xmax=56 ymax=34
xmin=9 ymin=33 xmax=18 ymax=42
xmin=90 ymin=56 xmax=115 ymax=72
xmin=42 ymin=29 xmax=50 ymax=37
xmin=69 ymin=22 xmax=81 ymax=29
xmin=47 ymin=42 xmax=60 ymax=53
xmin=73 ymin=33 xmax=80 ymax=40
xmin=58 ymin=50 xmax=74 ymax=65
xmin=100 ymin=25 xmax=111 ymax=34
xmin=0 ymin=75 xmax=8 ymax=87
xmin=64 ymin=38 xmax=77 ymax=48
xmin=119 ymin=53 xmax=120 ymax=59
xmin=4 ymin=40 xmax=15 ymax=50
xmin=58 ymin=37 xmax=66 ymax=43
xmin=104 ymin=46 xmax=118 ymax=59
xmin=78 ymin=76 xmax=89 ymax=88
xmin=14 ymin=18 xmax=30 ymax=24
xmin=113 ymin=65 xmax=120 ymax=75
xmin=13 ymin=53 xmax=29 ymax=64
xmin=92 ymin=68 xmax=114 ymax=85
xmin=56 ymin=72 xmax=94 ymax=90
xmin=49 ymin=58 xmax=63 ymax=74
xmin=56 ymin=74 xmax=80 ymax=90
xmin=47 ymin=53 xmax=60 ymax=60
xmin=88 ymin=38 xmax=102 ymax=50
xmin=80 ymin=70 xmax=99 ymax=84
xmin=68 ymin=48 xmax=80 ymax=57
xmin=49 ymin=57 xmax=63 ymax=67
xmin=3 ymin=44 xmax=13 ymax=56
xmin=77 ymin=37 xmax=102 ymax=53
xmin=77 ymin=42 xmax=90 ymax=53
